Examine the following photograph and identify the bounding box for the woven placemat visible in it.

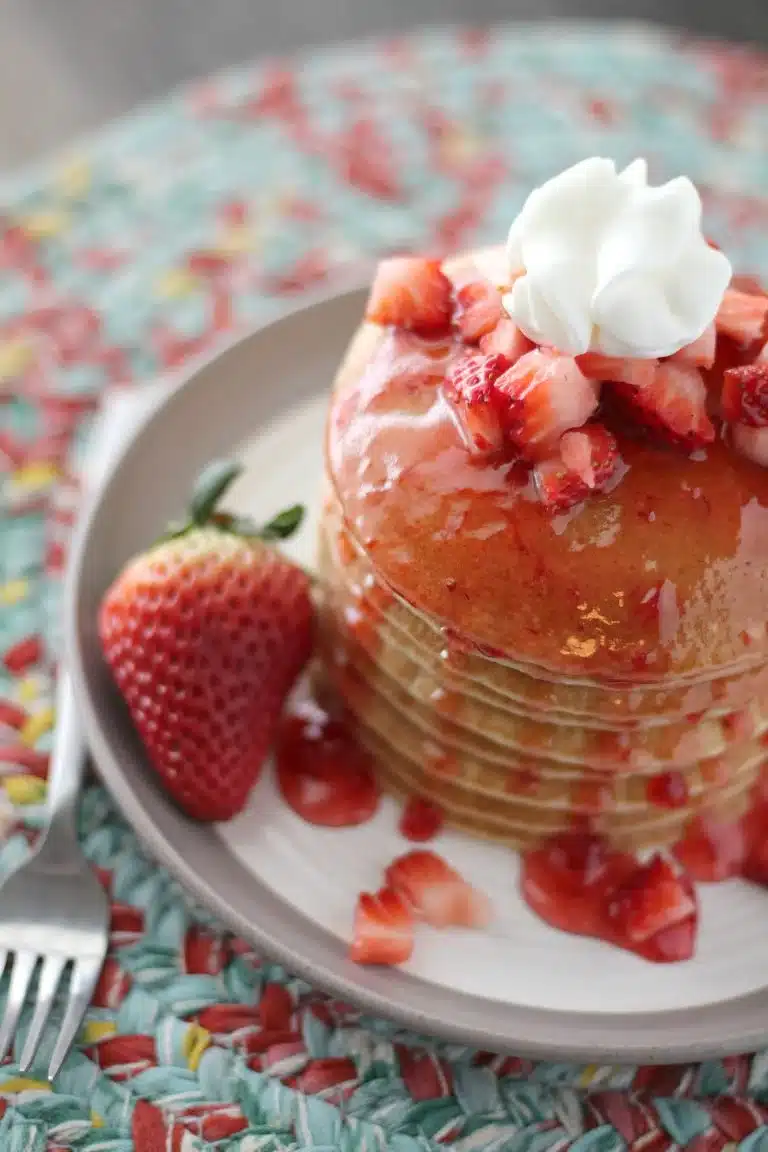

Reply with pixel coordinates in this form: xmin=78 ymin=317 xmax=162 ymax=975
xmin=3 ymin=22 xmax=768 ymax=1150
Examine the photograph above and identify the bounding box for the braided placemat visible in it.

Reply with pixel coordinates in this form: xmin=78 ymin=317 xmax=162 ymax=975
xmin=3 ymin=22 xmax=768 ymax=1150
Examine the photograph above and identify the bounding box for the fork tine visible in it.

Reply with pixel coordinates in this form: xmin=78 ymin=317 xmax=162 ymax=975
xmin=47 ymin=955 xmax=103 ymax=1081
xmin=0 ymin=952 xmax=38 ymax=1062
xmin=18 ymin=955 xmax=67 ymax=1074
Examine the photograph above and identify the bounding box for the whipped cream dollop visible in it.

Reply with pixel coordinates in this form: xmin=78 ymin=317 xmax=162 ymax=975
xmin=503 ymin=157 xmax=732 ymax=359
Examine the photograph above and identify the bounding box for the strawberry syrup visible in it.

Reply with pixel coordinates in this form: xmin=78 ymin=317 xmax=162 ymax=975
xmin=276 ymin=699 xmax=768 ymax=963
xmin=275 ymin=701 xmax=380 ymax=827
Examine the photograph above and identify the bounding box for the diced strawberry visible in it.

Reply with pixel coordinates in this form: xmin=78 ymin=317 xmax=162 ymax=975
xmin=534 ymin=424 xmax=621 ymax=512
xmin=716 ymin=287 xmax=768 ymax=351
xmin=444 ymin=352 xmax=511 ymax=456
xmin=494 ymin=349 xmax=600 ymax=458
xmin=576 ymin=352 xmax=656 ymax=390
xmin=479 ymin=317 xmax=534 ymax=362
xmin=521 ymin=831 xmax=637 ymax=938
xmin=731 ymin=422 xmax=768 ymax=467
xmin=349 ymin=887 xmax=414 ymax=966
xmin=606 ymin=856 xmax=697 ymax=945
xmin=366 ymin=257 xmax=453 ymax=336
xmin=670 ymin=323 xmax=716 ymax=370
xmin=453 ymin=278 xmax=503 ymax=343
xmin=615 ymin=362 xmax=715 ymax=449
xmin=385 ymin=849 xmax=492 ymax=929
xmin=721 ymin=363 xmax=768 ymax=426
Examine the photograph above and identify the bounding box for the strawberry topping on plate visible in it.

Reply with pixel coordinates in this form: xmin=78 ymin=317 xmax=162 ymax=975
xmin=716 ymin=287 xmax=768 ymax=351
xmin=275 ymin=701 xmax=380 ymax=827
xmin=366 ymin=257 xmax=453 ymax=336
xmin=444 ymin=352 xmax=512 ymax=456
xmin=534 ymin=423 xmax=622 ymax=512
xmin=495 ymin=349 xmax=600 ymax=458
xmin=453 ymin=278 xmax=503 ymax=343
xmin=576 ymin=352 xmax=656 ymax=389
xmin=721 ymin=363 xmax=768 ymax=426
xmin=385 ymin=849 xmax=492 ymax=929
xmin=479 ymin=317 xmax=534 ymax=362
xmin=350 ymin=887 xmax=414 ymax=966
xmin=613 ymin=362 xmax=715 ymax=449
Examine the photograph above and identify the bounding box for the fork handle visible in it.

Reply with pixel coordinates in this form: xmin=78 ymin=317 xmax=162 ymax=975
xmin=42 ymin=668 xmax=86 ymax=849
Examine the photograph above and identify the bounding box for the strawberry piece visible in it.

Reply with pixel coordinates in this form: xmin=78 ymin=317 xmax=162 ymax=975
xmin=366 ymin=257 xmax=452 ymax=336
xmin=615 ymin=362 xmax=715 ymax=449
xmin=349 ymin=887 xmax=414 ymax=966
xmin=385 ymin=849 xmax=492 ymax=929
xmin=479 ymin=317 xmax=534 ymax=362
xmin=275 ymin=702 xmax=380 ymax=827
xmin=453 ymin=278 xmax=503 ymax=343
xmin=675 ymin=814 xmax=746 ymax=882
xmin=716 ymin=287 xmax=768 ymax=351
xmin=522 ymin=831 xmax=637 ymax=938
xmin=731 ymin=422 xmax=768 ymax=467
xmin=534 ymin=423 xmax=621 ymax=512
xmin=495 ymin=349 xmax=600 ymax=458
xmin=576 ymin=352 xmax=656 ymax=390
xmin=721 ymin=363 xmax=768 ymax=426
xmin=444 ymin=352 xmax=511 ymax=457
xmin=399 ymin=796 xmax=445 ymax=842
xmin=606 ymin=856 xmax=697 ymax=947
xmin=670 ymin=323 xmax=716 ymax=370
xmin=99 ymin=463 xmax=313 ymax=822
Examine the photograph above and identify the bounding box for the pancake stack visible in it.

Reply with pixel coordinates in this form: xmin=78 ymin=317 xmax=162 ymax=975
xmin=316 ymin=248 xmax=768 ymax=853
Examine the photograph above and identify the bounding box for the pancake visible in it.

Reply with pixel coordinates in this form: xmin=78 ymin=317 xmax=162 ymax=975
xmin=317 ymin=243 xmax=768 ymax=851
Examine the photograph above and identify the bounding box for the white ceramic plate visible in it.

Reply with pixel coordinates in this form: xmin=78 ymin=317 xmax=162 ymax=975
xmin=68 ymin=285 xmax=768 ymax=1062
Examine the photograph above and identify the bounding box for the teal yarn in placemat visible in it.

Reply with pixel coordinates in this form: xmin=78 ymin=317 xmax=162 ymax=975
xmin=2 ymin=22 xmax=768 ymax=1150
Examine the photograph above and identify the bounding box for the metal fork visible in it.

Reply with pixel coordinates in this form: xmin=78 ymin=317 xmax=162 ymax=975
xmin=0 ymin=668 xmax=109 ymax=1078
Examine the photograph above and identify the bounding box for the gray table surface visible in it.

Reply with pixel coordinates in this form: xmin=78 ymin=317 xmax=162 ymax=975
xmin=1 ymin=0 xmax=767 ymax=173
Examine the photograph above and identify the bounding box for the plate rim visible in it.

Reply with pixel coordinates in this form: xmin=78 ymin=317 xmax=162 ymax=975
xmin=66 ymin=283 xmax=768 ymax=1065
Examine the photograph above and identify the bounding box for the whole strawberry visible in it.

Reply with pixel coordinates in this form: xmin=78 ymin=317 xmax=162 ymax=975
xmin=99 ymin=460 xmax=313 ymax=821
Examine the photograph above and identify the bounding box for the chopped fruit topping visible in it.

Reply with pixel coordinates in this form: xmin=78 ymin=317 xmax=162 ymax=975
xmin=399 ymin=796 xmax=445 ymax=842
xmin=453 ymin=278 xmax=503 ymax=343
xmin=670 ymin=323 xmax=716 ymax=369
xmin=675 ymin=813 xmax=747 ymax=882
xmin=721 ymin=363 xmax=768 ymax=426
xmin=495 ymin=349 xmax=600 ymax=458
xmin=479 ymin=317 xmax=535 ymax=362
xmin=275 ymin=703 xmax=380 ymax=827
xmin=716 ymin=287 xmax=768 ymax=350
xmin=606 ymin=856 xmax=697 ymax=945
xmin=522 ymin=831 xmax=636 ymax=937
xmin=349 ymin=887 xmax=414 ymax=966
xmin=576 ymin=352 xmax=656 ymax=390
xmin=366 ymin=257 xmax=453 ymax=336
xmin=534 ymin=423 xmax=621 ymax=512
xmin=444 ymin=352 xmax=512 ymax=456
xmin=731 ymin=422 xmax=768 ymax=467
xmin=385 ymin=849 xmax=492 ymax=929
xmin=614 ymin=362 xmax=715 ymax=449
xmin=522 ymin=834 xmax=698 ymax=962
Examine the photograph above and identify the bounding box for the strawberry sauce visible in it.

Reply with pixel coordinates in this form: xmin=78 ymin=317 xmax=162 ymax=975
xmin=521 ymin=772 xmax=768 ymax=963
xmin=399 ymin=796 xmax=445 ymax=841
xmin=275 ymin=701 xmax=380 ymax=827
xmin=326 ymin=316 xmax=768 ymax=679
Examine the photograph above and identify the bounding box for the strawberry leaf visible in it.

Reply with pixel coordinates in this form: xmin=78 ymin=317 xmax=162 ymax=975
xmin=260 ymin=504 xmax=305 ymax=540
xmin=190 ymin=459 xmax=242 ymax=525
